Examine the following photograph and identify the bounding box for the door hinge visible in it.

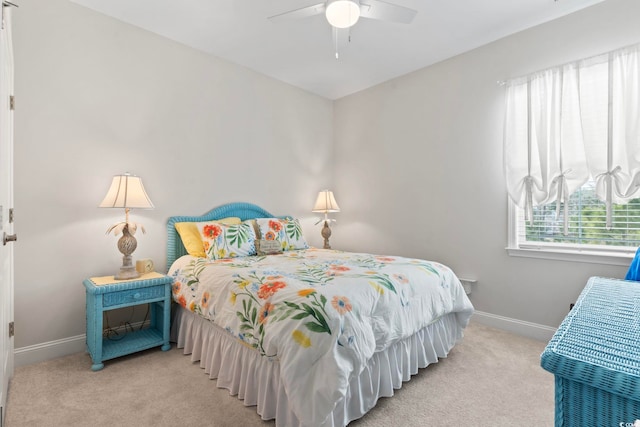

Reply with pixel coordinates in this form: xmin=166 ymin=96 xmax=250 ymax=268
xmin=8 ymin=208 xmax=13 ymax=223
xmin=1 ymin=2 xmax=17 ymax=30
xmin=9 ymin=95 xmax=14 ymax=111
xmin=8 ymin=321 xmax=14 ymax=338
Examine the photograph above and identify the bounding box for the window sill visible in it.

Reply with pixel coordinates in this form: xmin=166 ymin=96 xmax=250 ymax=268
xmin=506 ymin=246 xmax=636 ymax=267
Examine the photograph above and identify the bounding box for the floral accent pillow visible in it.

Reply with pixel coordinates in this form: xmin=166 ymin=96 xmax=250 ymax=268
xmin=255 ymin=218 xmax=308 ymax=251
xmin=197 ymin=221 xmax=257 ymax=260
xmin=175 ymin=217 xmax=242 ymax=258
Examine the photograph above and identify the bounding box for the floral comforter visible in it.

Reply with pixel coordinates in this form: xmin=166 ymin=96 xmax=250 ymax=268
xmin=169 ymin=248 xmax=474 ymax=426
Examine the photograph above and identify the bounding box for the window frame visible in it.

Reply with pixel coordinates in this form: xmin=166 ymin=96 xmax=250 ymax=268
xmin=506 ymin=199 xmax=636 ymax=266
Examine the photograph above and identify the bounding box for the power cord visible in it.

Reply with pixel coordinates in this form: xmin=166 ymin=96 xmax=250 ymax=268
xmin=103 ymin=303 xmax=151 ymax=340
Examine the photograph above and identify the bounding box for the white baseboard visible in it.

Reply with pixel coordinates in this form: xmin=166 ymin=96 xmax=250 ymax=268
xmin=14 ymin=334 xmax=86 ymax=367
xmin=471 ymin=310 xmax=557 ymax=342
xmin=14 ymin=321 xmax=149 ymax=367
xmin=14 ymin=314 xmax=555 ymax=367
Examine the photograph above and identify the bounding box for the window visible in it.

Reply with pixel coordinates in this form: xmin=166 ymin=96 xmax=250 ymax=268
xmin=508 ymin=181 xmax=640 ymax=265
xmin=504 ymin=44 xmax=640 ymax=265
xmin=522 ymin=181 xmax=640 ymax=247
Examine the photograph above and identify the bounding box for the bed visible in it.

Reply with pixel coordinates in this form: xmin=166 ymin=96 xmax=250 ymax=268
xmin=167 ymin=202 xmax=474 ymax=427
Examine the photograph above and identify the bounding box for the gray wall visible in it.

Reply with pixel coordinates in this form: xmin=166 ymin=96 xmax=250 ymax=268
xmin=10 ymin=0 xmax=640 ymax=358
xmin=332 ymin=0 xmax=640 ymax=331
xmin=12 ymin=0 xmax=332 ymax=350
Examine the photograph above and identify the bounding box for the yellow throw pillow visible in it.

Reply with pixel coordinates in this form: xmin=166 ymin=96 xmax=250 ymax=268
xmin=175 ymin=217 xmax=241 ymax=257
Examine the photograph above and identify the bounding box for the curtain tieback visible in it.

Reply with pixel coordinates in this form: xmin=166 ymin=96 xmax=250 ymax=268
xmin=595 ymin=166 xmax=623 ymax=229
xmin=552 ymin=170 xmax=572 ymax=236
xmin=524 ymin=175 xmax=535 ymax=224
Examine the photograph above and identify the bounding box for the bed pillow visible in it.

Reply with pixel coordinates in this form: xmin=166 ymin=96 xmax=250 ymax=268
xmin=254 ymin=218 xmax=308 ymax=251
xmin=175 ymin=217 xmax=241 ymax=257
xmin=197 ymin=221 xmax=257 ymax=260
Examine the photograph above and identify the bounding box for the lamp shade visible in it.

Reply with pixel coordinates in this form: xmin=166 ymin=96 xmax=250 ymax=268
xmin=99 ymin=173 xmax=154 ymax=209
xmin=325 ymin=0 xmax=360 ymax=28
xmin=312 ymin=190 xmax=340 ymax=213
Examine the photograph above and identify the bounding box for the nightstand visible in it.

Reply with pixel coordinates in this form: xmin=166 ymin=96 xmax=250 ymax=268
xmin=83 ymin=272 xmax=173 ymax=371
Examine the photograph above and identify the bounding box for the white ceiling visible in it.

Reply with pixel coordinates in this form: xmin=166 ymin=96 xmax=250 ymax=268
xmin=70 ymin=0 xmax=606 ymax=100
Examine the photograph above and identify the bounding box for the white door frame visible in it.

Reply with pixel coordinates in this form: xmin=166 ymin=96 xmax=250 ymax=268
xmin=0 ymin=3 xmax=15 ymax=425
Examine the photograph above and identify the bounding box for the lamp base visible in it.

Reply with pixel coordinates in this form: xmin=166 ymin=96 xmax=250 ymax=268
xmin=115 ymin=264 xmax=140 ymax=280
xmin=321 ymin=220 xmax=332 ymax=250
xmin=114 ymin=226 xmax=140 ymax=280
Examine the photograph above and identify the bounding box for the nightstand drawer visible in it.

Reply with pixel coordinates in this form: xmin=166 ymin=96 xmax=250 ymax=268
xmin=103 ymin=285 xmax=166 ymax=307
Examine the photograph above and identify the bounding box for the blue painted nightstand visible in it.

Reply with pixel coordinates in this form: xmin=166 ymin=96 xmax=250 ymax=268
xmin=83 ymin=272 xmax=173 ymax=371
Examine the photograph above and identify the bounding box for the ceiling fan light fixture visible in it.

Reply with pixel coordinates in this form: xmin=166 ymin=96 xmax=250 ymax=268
xmin=325 ymin=0 xmax=360 ymax=29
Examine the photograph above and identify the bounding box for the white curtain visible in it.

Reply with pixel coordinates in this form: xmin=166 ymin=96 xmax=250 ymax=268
xmin=504 ymin=43 xmax=640 ymax=231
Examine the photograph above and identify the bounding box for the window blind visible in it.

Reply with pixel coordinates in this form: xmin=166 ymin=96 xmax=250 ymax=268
xmin=517 ymin=181 xmax=640 ymax=248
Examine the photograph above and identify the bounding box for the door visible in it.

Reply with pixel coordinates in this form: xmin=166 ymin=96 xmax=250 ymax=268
xmin=0 ymin=3 xmax=14 ymax=425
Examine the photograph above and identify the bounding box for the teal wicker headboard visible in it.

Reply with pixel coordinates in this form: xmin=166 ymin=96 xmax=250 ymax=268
xmin=166 ymin=202 xmax=276 ymax=270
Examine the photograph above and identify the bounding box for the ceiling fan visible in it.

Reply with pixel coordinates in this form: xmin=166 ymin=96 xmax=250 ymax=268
xmin=268 ymin=0 xmax=418 ymax=58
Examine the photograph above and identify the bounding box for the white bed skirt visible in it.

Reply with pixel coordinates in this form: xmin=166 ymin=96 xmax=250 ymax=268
xmin=171 ymin=306 xmax=463 ymax=427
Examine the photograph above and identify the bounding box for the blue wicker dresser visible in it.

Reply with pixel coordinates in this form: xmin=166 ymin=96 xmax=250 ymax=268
xmin=541 ymin=276 xmax=640 ymax=427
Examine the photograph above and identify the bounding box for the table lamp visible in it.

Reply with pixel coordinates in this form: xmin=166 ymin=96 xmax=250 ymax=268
xmin=99 ymin=173 xmax=154 ymax=279
xmin=312 ymin=190 xmax=340 ymax=249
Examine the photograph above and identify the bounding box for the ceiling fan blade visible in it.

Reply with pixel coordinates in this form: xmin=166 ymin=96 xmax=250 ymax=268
xmin=359 ymin=0 xmax=417 ymax=24
xmin=268 ymin=3 xmax=326 ymax=23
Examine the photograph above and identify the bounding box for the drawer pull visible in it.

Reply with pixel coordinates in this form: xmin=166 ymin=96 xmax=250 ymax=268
xmin=133 ymin=293 xmax=141 ymax=299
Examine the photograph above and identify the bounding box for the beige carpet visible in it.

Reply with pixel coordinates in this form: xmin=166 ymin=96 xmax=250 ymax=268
xmin=5 ymin=322 xmax=554 ymax=426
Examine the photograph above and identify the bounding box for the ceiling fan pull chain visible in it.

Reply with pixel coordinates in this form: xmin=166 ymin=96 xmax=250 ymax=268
xmin=334 ymin=26 xmax=339 ymax=59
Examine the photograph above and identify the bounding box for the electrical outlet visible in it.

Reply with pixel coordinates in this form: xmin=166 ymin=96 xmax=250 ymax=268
xmin=458 ymin=278 xmax=477 ymax=295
